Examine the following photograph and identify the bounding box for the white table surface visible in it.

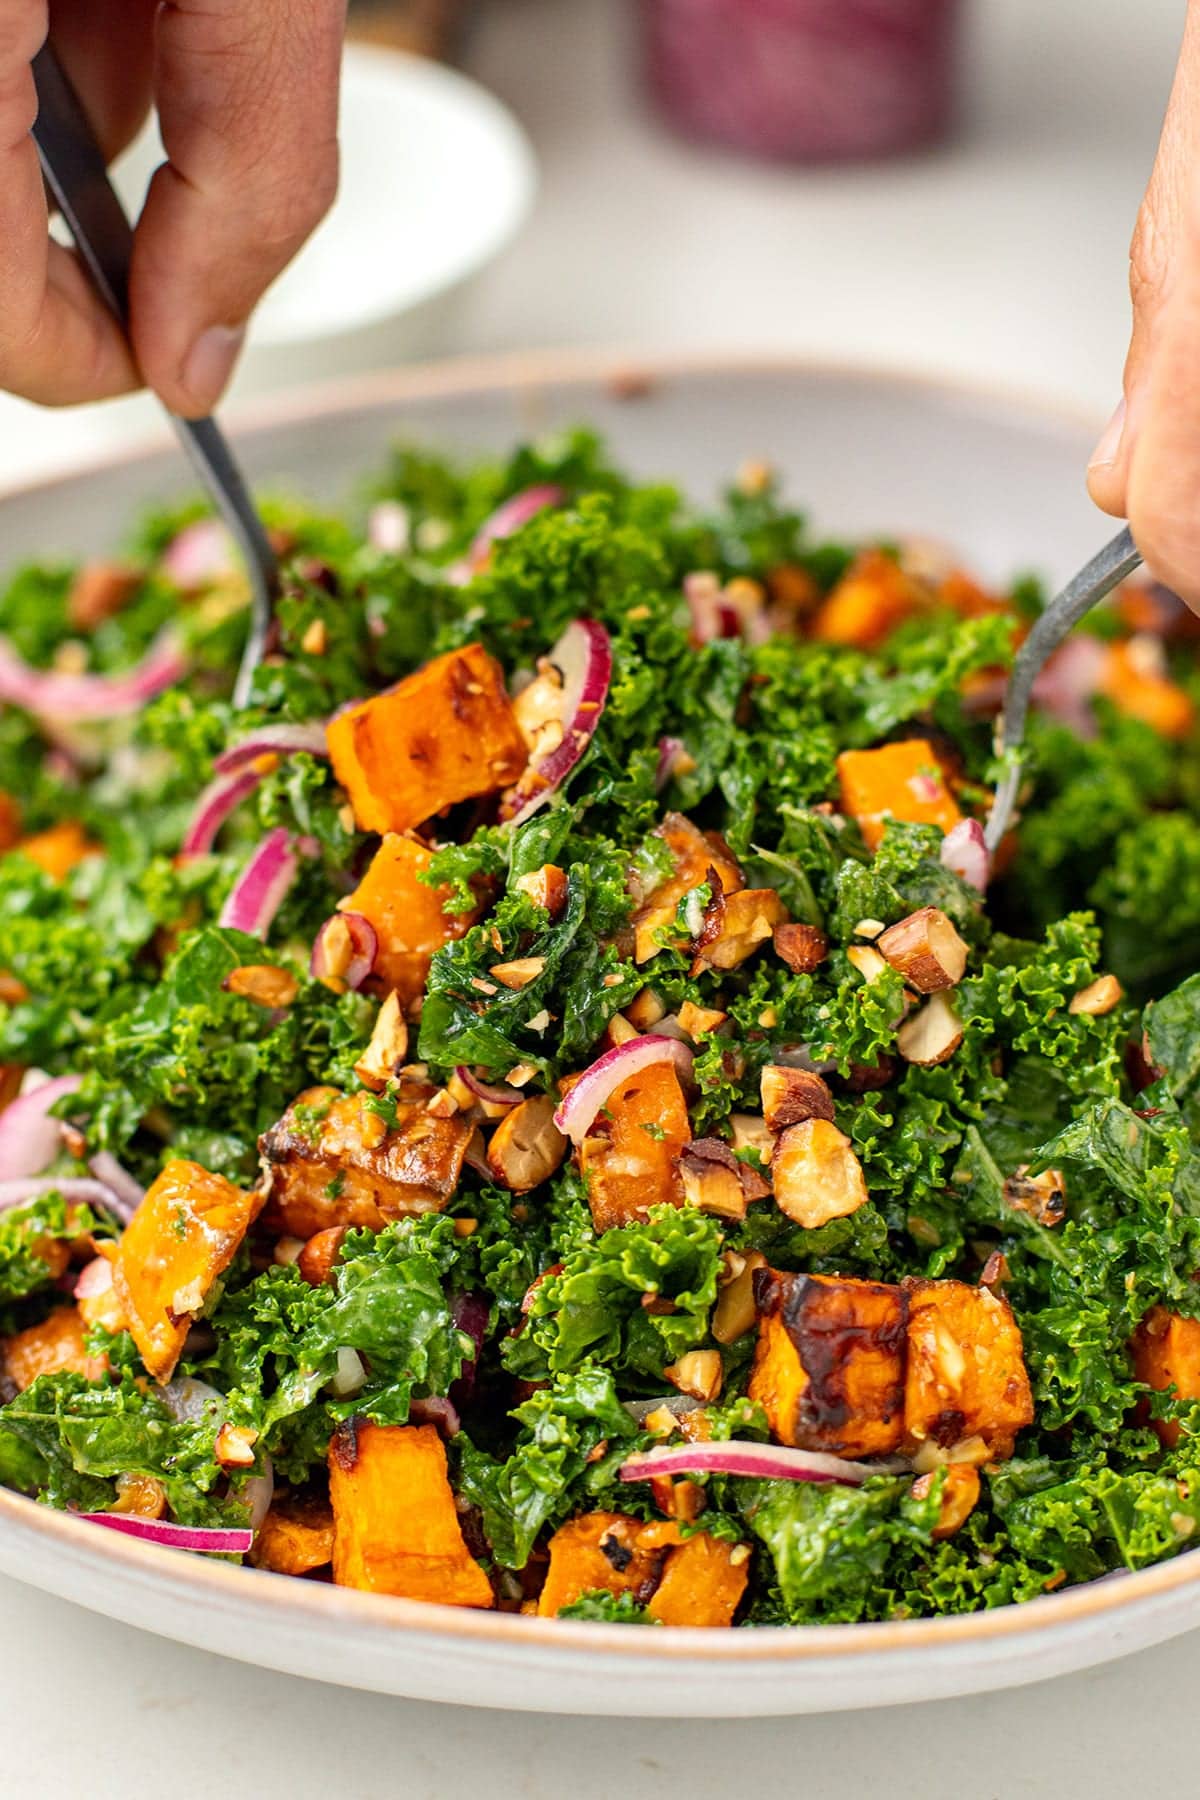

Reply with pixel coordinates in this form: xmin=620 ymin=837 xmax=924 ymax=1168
xmin=1 ymin=0 xmax=1195 ymax=1791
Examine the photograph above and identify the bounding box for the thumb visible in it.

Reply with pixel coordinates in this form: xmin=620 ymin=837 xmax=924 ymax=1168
xmin=128 ymin=0 xmax=345 ymax=418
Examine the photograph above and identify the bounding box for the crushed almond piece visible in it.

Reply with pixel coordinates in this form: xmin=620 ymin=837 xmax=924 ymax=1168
xmin=854 ymin=919 xmax=886 ymax=939
xmin=677 ymin=1000 xmax=728 ymax=1040
xmin=514 ymin=863 xmax=568 ymax=917
xmin=712 ymin=1249 xmax=767 ymax=1344
xmin=1003 ymin=1165 xmax=1066 ymax=1227
xmin=354 ymin=991 xmax=409 ymax=1092
xmin=876 ymin=907 xmax=968 ymax=992
xmin=301 ymin=617 xmax=328 ymax=656
xmin=664 ymin=1349 xmax=723 ymax=1402
xmin=489 ymin=956 xmax=546 ymax=990
xmin=426 ymin=1088 xmax=460 ymax=1119
xmin=626 ymin=987 xmax=667 ymax=1030
xmin=222 ymin=964 xmax=299 ymax=1009
xmin=214 ymin=1423 xmax=259 ymax=1468
xmin=771 ymin=1118 xmax=869 ymax=1229
xmin=897 ymin=990 xmax=963 ymax=1066
xmin=773 ymin=922 xmax=828 ymax=972
xmin=1068 ymin=974 xmax=1124 ymax=1016
xmin=760 ymin=1065 xmax=835 ymax=1133
xmin=846 ymin=943 xmax=889 ymax=984
xmin=505 ymin=1062 xmax=538 ymax=1087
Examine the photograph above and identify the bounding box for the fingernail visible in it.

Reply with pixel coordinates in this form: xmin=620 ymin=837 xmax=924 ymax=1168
xmin=1088 ymin=396 xmax=1127 ymax=471
xmin=182 ymin=325 xmax=245 ymax=411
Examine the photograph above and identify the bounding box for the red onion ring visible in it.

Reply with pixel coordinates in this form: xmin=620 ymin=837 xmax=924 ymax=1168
xmin=85 ymin=1150 xmax=144 ymax=1213
xmin=454 ymin=1066 xmax=523 ymax=1109
xmin=75 ymin=1512 xmax=254 ymax=1555
xmin=619 ymin=1442 xmax=910 ymax=1488
xmin=655 ymin=736 xmax=688 ymax=793
xmin=0 ymin=630 xmax=186 ymax=721
xmin=552 ymin=1034 xmax=695 ymax=1147
xmin=74 ymin=1256 xmax=115 ymax=1300
xmin=0 ymin=1073 xmax=82 ymax=1180
xmin=447 ymin=483 xmax=565 ymax=585
xmin=940 ymin=818 xmax=990 ymax=892
xmin=0 ymin=1175 xmax=133 ymax=1223
xmin=161 ymin=519 xmax=233 ymax=589
xmin=161 ymin=1377 xmax=274 ymax=1532
xmin=409 ymin=1395 xmax=462 ymax=1438
xmin=218 ymin=828 xmax=307 ymax=938
xmin=181 ymin=765 xmax=266 ymax=858
xmin=213 ymin=723 xmax=329 ymax=775
xmin=501 ymin=619 xmax=613 ymax=826
xmin=311 ymin=912 xmax=377 ymax=991
xmin=683 ymin=572 xmax=739 ymax=644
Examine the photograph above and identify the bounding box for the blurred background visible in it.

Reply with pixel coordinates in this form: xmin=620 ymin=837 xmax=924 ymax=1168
xmin=0 ymin=0 xmax=1187 ymax=486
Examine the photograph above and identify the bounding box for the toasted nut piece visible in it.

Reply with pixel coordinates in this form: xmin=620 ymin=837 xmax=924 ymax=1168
xmin=514 ymin=863 xmax=568 ymax=917
xmin=978 ymin=1249 xmax=1011 ymax=1291
xmin=730 ymin=1114 xmax=774 ymax=1161
xmin=773 ymin=922 xmax=829 ymax=973
xmin=1069 ymin=974 xmax=1124 ymax=1016
xmin=111 ymin=1472 xmax=167 ymax=1518
xmin=760 ymin=1065 xmax=835 ymax=1133
xmin=486 ymin=1094 xmax=568 ymax=1192
xmin=911 ymin=1463 xmax=981 ymax=1539
xmin=876 ymin=907 xmax=968 ymax=992
xmin=214 ymin=1423 xmax=259 ymax=1468
xmin=692 ymin=888 xmax=788 ymax=975
xmin=840 ymin=1055 xmax=898 ymax=1093
xmin=505 ymin=1062 xmax=539 ymax=1087
xmin=301 ymin=617 xmax=328 ymax=656
xmin=298 ymin=1226 xmax=347 ymax=1287
xmin=649 ymin=1476 xmax=705 ymax=1522
xmin=67 ymin=560 xmax=140 ymax=631
xmin=713 ymin=1249 xmax=767 ymax=1344
xmin=910 ymin=1433 xmax=990 ymax=1474
xmin=223 ymin=964 xmax=299 ymax=1008
xmin=446 ymin=1070 xmax=479 ymax=1112
xmin=354 ymin=991 xmax=410 ymax=1091
xmin=603 ymin=1013 xmax=640 ymax=1049
xmin=426 ymin=1088 xmax=460 ymax=1119
xmin=846 ymin=943 xmax=889 ymax=984
xmin=664 ymin=1349 xmax=723 ymax=1402
xmin=625 ymin=987 xmax=666 ymax=1031
xmin=273 ymin=1235 xmax=306 ymax=1267
xmin=311 ymin=914 xmax=358 ymax=990
xmin=677 ymin=1000 xmax=728 ymax=1039
xmin=489 ymin=957 xmax=546 ymax=990
xmin=680 ymin=1141 xmax=748 ymax=1221
xmin=771 ymin=1118 xmax=869 ymax=1229
xmin=897 ymin=991 xmax=963 ymax=1066
xmin=854 ymin=919 xmax=886 ymax=939
xmin=1003 ymin=1165 xmax=1066 ymax=1227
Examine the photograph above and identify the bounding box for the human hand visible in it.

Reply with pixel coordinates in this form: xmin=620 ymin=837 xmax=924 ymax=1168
xmin=1088 ymin=3 xmax=1200 ymax=608
xmin=0 ymin=0 xmax=345 ymax=417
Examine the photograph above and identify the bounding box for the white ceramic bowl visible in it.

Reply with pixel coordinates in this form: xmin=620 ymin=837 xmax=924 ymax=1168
xmin=110 ymin=47 xmax=537 ymax=386
xmin=0 ymin=352 xmax=1186 ymax=1716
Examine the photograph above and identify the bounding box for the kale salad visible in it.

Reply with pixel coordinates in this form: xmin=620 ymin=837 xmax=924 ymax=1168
xmin=3 ymin=431 xmax=1200 ymax=1629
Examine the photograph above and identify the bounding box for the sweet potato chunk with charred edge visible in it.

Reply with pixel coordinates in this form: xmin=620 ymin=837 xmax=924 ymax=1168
xmin=579 ymin=1060 xmax=691 ymax=1231
xmin=329 ymin=1420 xmax=493 ymax=1607
xmin=340 ymin=833 xmax=476 ymax=1010
xmin=250 ymin=1494 xmax=335 ymax=1576
xmin=1132 ymin=1306 xmax=1200 ymax=1448
xmin=536 ymin=1512 xmax=748 ymax=1626
xmin=902 ymin=1278 xmax=1033 ymax=1459
xmin=261 ymin=1086 xmax=473 ymax=1237
xmin=748 ymin=1270 xmax=908 ymax=1457
xmin=2 ymin=1305 xmax=106 ymax=1393
xmin=326 ymin=643 xmax=527 ymax=835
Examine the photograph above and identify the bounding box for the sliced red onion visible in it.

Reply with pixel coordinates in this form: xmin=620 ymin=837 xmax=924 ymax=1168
xmin=181 ymin=764 xmax=265 ymax=858
xmin=619 ymin=1442 xmax=910 ymax=1488
xmin=553 ymin=1034 xmax=695 ymax=1147
xmin=1031 ymin=632 xmax=1108 ymax=739
xmin=684 ymin=571 xmax=739 ymax=645
xmin=454 ymin=1066 xmax=523 ymax=1109
xmin=367 ymin=500 xmax=411 ymax=554
xmin=74 ymin=1255 xmax=114 ymax=1300
xmin=161 ymin=519 xmax=234 ymax=589
xmin=0 ymin=1176 xmax=133 ymax=1222
xmin=218 ymin=828 xmax=305 ymax=938
xmin=409 ymin=1394 xmax=462 ymax=1438
xmin=770 ymin=1042 xmax=838 ymax=1074
xmin=310 ymin=912 xmax=377 ymax=991
xmin=0 ymin=1073 xmax=82 ymax=1180
xmin=0 ymin=630 xmax=185 ymax=721
xmin=213 ymin=723 xmax=329 ymax=776
xmin=86 ymin=1150 xmax=144 ymax=1213
xmin=655 ymin=736 xmax=688 ymax=793
xmin=448 ymin=484 xmax=565 ymax=585
xmin=75 ymin=1512 xmax=253 ymax=1555
xmin=160 ymin=1376 xmax=224 ymax=1423
xmin=940 ymin=818 xmax=990 ymax=892
xmin=501 ymin=619 xmax=613 ymax=827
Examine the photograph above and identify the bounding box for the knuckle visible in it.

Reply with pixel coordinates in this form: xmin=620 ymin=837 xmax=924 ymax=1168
xmin=0 ymin=4 xmax=47 ymax=74
xmin=1129 ymin=207 xmax=1170 ymax=310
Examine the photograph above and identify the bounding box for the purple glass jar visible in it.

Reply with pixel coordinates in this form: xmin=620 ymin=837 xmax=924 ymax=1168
xmin=640 ymin=0 xmax=962 ymax=163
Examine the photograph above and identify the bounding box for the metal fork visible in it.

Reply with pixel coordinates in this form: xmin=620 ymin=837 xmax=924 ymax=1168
xmin=984 ymin=524 xmax=1143 ymax=851
xmin=30 ymin=44 xmax=278 ymax=710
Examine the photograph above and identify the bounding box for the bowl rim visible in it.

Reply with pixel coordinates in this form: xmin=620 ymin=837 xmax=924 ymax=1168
xmin=0 ymin=345 xmax=1162 ymax=1670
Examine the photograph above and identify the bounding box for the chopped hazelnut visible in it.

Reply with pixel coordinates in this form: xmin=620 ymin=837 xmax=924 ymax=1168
xmin=626 ymin=987 xmax=667 ymax=1030
xmin=760 ymin=1064 xmax=835 ymax=1132
xmin=729 ymin=1114 xmax=773 ymax=1161
xmin=773 ymin=921 xmax=829 ymax=973
xmin=486 ymin=1094 xmax=568 ymax=1192
xmin=514 ymin=863 xmax=568 ymax=917
xmin=1003 ymin=1165 xmax=1066 ymax=1227
xmin=678 ymin=999 xmax=729 ymax=1039
xmin=214 ymin=1423 xmax=259 ymax=1468
xmin=426 ymin=1087 xmax=460 ymax=1119
xmin=223 ymin=964 xmax=299 ymax=1009
xmin=910 ymin=1463 xmax=981 ymax=1539
xmin=300 ymin=617 xmax=328 ymax=656
xmin=664 ymin=1349 xmax=723 ymax=1403
xmin=712 ymin=1249 xmax=767 ymax=1344
xmin=846 ymin=943 xmax=889 ymax=984
xmin=896 ymin=990 xmax=963 ymax=1066
xmin=298 ymin=1227 xmax=346 ymax=1287
xmin=692 ymin=888 xmax=787 ymax=975
xmin=771 ymin=1118 xmax=869 ymax=1229
xmin=1068 ymin=974 xmax=1124 ymax=1016
xmin=490 ymin=957 xmax=545 ymax=990
xmin=679 ymin=1141 xmax=748 ymax=1220
xmin=354 ymin=991 xmax=409 ymax=1091
xmin=876 ymin=907 xmax=968 ymax=992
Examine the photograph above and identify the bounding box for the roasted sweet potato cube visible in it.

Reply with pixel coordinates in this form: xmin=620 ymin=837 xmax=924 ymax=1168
xmin=536 ymin=1513 xmax=747 ymax=1626
xmin=836 ymin=740 xmax=962 ymax=852
xmin=903 ymin=1279 xmax=1033 ymax=1459
xmin=748 ymin=1269 xmax=907 ymax=1456
xmin=326 ymin=643 xmax=527 ymax=835
xmin=1132 ymin=1306 xmax=1200 ymax=1447
xmin=1101 ymin=641 xmax=1196 ymax=740
xmin=579 ymin=1060 xmax=691 ymax=1231
xmin=2 ymin=1305 xmax=106 ymax=1392
xmin=261 ymin=1086 xmax=473 ymax=1237
xmin=17 ymin=822 xmax=99 ymax=879
xmin=811 ymin=550 xmax=922 ymax=649
xmin=631 ymin=812 xmax=743 ymax=964
xmin=250 ymin=1494 xmax=335 ymax=1576
xmin=0 ymin=792 xmax=19 ymax=851
xmin=329 ymin=1420 xmax=493 ymax=1607
xmin=113 ymin=1160 xmax=263 ymax=1384
xmin=341 ymin=834 xmax=476 ymax=1009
